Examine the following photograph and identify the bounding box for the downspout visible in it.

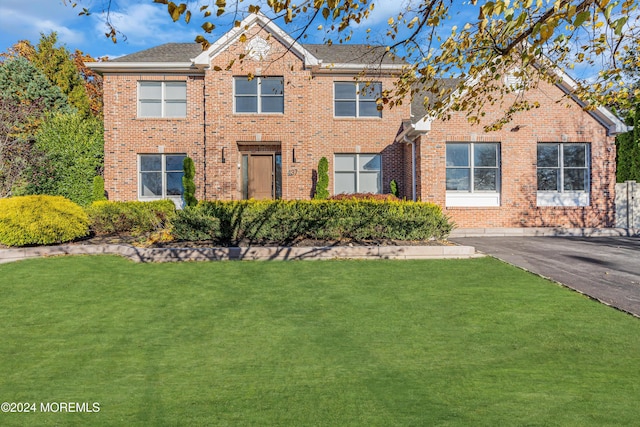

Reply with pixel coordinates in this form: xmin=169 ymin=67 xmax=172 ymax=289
xmin=403 ymin=135 xmax=417 ymax=202
xmin=203 ymin=76 xmax=207 ymax=200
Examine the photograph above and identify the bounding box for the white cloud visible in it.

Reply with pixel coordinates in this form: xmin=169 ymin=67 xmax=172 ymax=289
xmin=92 ymin=3 xmax=200 ymax=46
xmin=0 ymin=2 xmax=85 ymax=48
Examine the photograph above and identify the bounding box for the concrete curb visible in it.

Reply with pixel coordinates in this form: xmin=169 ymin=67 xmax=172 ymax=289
xmin=0 ymin=243 xmax=480 ymax=264
xmin=450 ymin=227 xmax=640 ymax=238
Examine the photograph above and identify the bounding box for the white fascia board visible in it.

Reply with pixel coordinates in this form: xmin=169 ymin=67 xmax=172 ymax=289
xmin=413 ymin=115 xmax=433 ymax=132
xmin=192 ymin=12 xmax=319 ymax=68
xmin=395 ymin=118 xmax=432 ymax=143
xmin=312 ymin=63 xmax=405 ymax=73
xmin=87 ymin=62 xmax=201 ymax=74
xmin=552 ymin=67 xmax=629 ymax=135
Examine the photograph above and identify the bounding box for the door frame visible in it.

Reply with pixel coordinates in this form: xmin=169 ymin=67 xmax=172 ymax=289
xmin=240 ymin=150 xmax=282 ymax=200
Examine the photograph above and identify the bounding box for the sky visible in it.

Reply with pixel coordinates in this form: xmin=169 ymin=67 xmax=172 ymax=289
xmin=0 ymin=0 xmax=420 ymax=58
xmin=0 ymin=0 xmax=604 ymax=82
xmin=0 ymin=0 xmax=448 ymax=59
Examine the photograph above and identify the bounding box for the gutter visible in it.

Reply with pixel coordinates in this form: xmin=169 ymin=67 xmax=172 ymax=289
xmin=86 ymin=62 xmax=203 ymax=74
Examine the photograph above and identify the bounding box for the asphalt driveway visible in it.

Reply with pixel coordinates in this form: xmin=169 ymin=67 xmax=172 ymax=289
xmin=450 ymin=236 xmax=640 ymax=317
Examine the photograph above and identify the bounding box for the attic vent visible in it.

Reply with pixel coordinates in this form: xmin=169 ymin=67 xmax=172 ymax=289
xmin=246 ymin=37 xmax=271 ymax=61
xmin=504 ymin=68 xmax=525 ymax=92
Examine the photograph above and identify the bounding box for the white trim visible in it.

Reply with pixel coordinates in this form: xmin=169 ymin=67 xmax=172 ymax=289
xmin=446 ymin=193 xmax=501 ymax=207
xmin=553 ymin=67 xmax=629 ymax=135
xmin=193 ymin=12 xmax=320 ymax=68
xmin=312 ymin=63 xmax=404 ymax=73
xmin=537 ymin=191 xmax=589 ymax=207
xmin=87 ymin=62 xmax=199 ymax=73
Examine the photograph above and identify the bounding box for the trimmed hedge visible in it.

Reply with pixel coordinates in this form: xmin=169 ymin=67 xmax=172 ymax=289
xmin=0 ymin=195 xmax=89 ymax=246
xmin=86 ymin=200 xmax=176 ymax=235
xmin=188 ymin=199 xmax=452 ymax=244
xmin=171 ymin=207 xmax=220 ymax=241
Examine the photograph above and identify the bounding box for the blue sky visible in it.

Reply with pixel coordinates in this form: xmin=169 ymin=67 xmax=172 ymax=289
xmin=0 ymin=0 xmax=603 ymax=82
xmin=0 ymin=0 xmax=476 ymax=59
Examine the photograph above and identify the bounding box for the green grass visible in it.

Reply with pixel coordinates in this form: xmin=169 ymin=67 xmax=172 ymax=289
xmin=0 ymin=256 xmax=639 ymax=426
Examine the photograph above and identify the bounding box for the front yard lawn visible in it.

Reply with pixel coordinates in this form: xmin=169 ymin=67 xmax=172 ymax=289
xmin=0 ymin=256 xmax=639 ymax=426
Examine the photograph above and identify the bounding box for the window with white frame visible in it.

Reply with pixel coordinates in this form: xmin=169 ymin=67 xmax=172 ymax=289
xmin=446 ymin=142 xmax=500 ymax=207
xmin=139 ymin=154 xmax=187 ymax=199
xmin=234 ymin=77 xmax=284 ymax=113
xmin=138 ymin=81 xmax=187 ymax=118
xmin=334 ymin=82 xmax=382 ymax=118
xmin=537 ymin=143 xmax=590 ymax=206
xmin=334 ymin=154 xmax=381 ymax=194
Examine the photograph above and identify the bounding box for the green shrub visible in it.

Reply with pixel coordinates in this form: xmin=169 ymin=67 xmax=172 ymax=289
xmin=92 ymin=176 xmax=107 ymax=202
xmin=86 ymin=200 xmax=176 ymax=235
xmin=0 ymin=195 xmax=89 ymax=246
xmin=193 ymin=199 xmax=452 ymax=244
xmin=314 ymin=157 xmax=329 ymax=200
xmin=182 ymin=157 xmax=197 ymax=207
xmin=172 ymin=207 xmax=220 ymax=241
xmin=390 ymin=179 xmax=399 ymax=198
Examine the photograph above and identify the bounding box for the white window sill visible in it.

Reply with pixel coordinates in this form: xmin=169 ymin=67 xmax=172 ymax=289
xmin=446 ymin=192 xmax=500 ymax=207
xmin=537 ymin=192 xmax=589 ymax=207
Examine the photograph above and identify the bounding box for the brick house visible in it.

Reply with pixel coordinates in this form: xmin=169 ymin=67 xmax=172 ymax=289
xmin=89 ymin=12 xmax=627 ymax=229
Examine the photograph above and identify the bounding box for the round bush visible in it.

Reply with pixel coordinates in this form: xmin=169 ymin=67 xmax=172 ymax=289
xmin=0 ymin=195 xmax=89 ymax=246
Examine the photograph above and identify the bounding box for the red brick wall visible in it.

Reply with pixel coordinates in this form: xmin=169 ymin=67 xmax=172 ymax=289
xmin=102 ymin=74 xmax=206 ymax=201
xmin=418 ymin=79 xmax=616 ymax=228
xmin=101 ymin=26 xmax=616 ymax=228
xmin=102 ymin=26 xmax=410 ymax=202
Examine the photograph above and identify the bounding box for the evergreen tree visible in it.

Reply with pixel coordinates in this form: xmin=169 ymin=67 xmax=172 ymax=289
xmin=616 ymin=105 xmax=640 ymax=183
xmin=314 ymin=157 xmax=329 ymax=200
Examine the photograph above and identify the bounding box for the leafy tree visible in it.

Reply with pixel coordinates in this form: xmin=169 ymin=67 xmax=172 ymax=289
xmin=68 ymin=0 xmax=638 ymax=127
xmin=9 ymin=33 xmax=94 ymax=117
xmin=0 ymin=95 xmax=45 ymax=197
xmin=30 ymin=113 xmax=104 ymax=206
xmin=0 ymin=55 xmax=78 ymax=198
xmin=616 ymin=105 xmax=640 ymax=183
xmin=73 ymin=50 xmax=104 ymax=118
xmin=314 ymin=157 xmax=329 ymax=200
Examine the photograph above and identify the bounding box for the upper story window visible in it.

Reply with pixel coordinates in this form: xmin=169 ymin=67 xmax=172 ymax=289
xmin=234 ymin=77 xmax=284 ymax=114
xmin=334 ymin=82 xmax=382 ymax=118
xmin=138 ymin=81 xmax=187 ymax=118
xmin=537 ymin=143 xmax=590 ymax=206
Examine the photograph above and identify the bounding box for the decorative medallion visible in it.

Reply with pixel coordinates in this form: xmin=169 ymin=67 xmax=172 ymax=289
xmin=246 ymin=37 xmax=271 ymax=61
xmin=504 ymin=68 xmax=525 ymax=92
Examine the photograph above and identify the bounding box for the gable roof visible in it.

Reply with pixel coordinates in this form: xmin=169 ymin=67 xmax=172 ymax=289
xmin=303 ymin=44 xmax=402 ymax=66
xmin=89 ymin=12 xmax=404 ymax=73
xmin=110 ymin=43 xmax=203 ymax=63
xmin=410 ymin=79 xmax=462 ymax=124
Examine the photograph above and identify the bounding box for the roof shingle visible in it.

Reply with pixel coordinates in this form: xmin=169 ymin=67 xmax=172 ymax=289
xmin=110 ymin=42 xmax=403 ymax=65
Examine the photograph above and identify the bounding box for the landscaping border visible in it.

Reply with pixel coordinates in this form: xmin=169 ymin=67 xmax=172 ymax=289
xmin=0 ymin=243 xmax=478 ymax=264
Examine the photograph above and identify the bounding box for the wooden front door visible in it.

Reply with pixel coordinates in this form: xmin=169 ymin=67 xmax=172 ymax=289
xmin=248 ymin=154 xmax=274 ymax=199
